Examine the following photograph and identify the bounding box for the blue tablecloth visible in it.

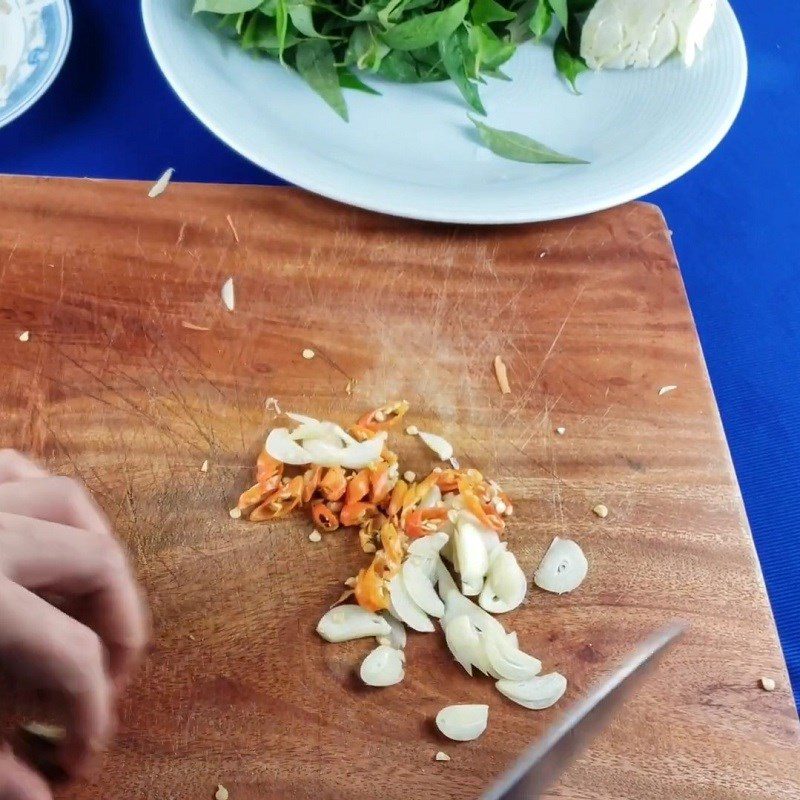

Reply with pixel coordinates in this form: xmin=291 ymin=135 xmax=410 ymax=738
xmin=2 ymin=1 xmax=798 ymax=706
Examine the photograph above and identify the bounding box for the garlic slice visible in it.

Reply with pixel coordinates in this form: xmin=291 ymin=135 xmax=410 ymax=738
xmin=454 ymin=514 xmax=490 ymax=596
xmin=418 ymin=431 xmax=454 ymax=461
xmin=482 ymin=628 xmax=541 ymax=682
xmin=288 ymin=414 xmax=358 ymax=447
xmin=360 ymin=645 xmax=405 ymax=687
xmin=302 ymin=433 xmax=386 ymax=470
xmin=316 ymin=606 xmax=392 ymax=643
xmin=419 ymin=484 xmax=442 ymax=509
xmin=534 ymin=538 xmax=588 ymax=594
xmin=220 ymin=276 xmax=235 ymax=311
xmin=408 ymin=532 xmax=449 ymax=560
xmin=436 ymin=705 xmax=489 ymax=742
xmin=496 ymin=673 xmax=567 ymax=710
xmin=444 ymin=614 xmax=487 ymax=676
xmin=479 ymin=549 xmax=527 ymax=613
xmin=401 ymin=560 xmax=445 ymax=618
xmin=377 ymin=611 xmax=407 ymax=649
xmin=265 ymin=428 xmax=312 ymax=465
xmin=388 ymin=575 xmax=435 ymax=632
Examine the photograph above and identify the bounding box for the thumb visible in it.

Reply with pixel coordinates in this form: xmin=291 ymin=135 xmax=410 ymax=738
xmin=0 ymin=747 xmax=52 ymax=800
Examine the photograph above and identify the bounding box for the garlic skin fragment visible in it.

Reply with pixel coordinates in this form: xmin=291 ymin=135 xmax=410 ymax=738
xmin=418 ymin=431 xmax=454 ymax=461
xmin=221 ymin=276 xmax=235 ymax=311
xmin=496 ymin=673 xmax=567 ymax=710
xmin=435 ymin=704 xmax=489 ymax=742
xmin=148 ymin=167 xmax=174 ymax=198
xmin=534 ymin=538 xmax=588 ymax=594
xmin=316 ymin=606 xmax=391 ymax=643
xmin=360 ymin=645 xmax=405 ymax=687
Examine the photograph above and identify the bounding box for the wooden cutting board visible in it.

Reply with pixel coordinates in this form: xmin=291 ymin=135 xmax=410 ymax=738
xmin=0 ymin=177 xmax=797 ymax=800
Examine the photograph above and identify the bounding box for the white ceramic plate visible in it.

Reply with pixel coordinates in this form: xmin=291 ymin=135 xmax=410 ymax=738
xmin=0 ymin=0 xmax=72 ymax=130
xmin=142 ymin=0 xmax=746 ymax=224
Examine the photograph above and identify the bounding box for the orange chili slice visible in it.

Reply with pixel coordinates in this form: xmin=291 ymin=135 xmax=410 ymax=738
xmin=319 ymin=467 xmax=347 ymax=501
xmin=340 ymin=501 xmax=377 ymax=527
xmin=311 ymin=502 xmax=339 ymax=532
xmin=357 ymin=400 xmax=410 ymax=432
xmin=250 ymin=476 xmax=303 ymax=522
xmin=238 ymin=472 xmax=281 ymax=510
xmin=386 ymin=479 xmax=408 ymax=518
xmin=345 ymin=469 xmax=370 ymax=505
xmin=302 ymin=465 xmax=323 ymax=504
xmin=354 ymin=555 xmax=390 ymax=612
xmin=369 ymin=463 xmax=391 ymax=505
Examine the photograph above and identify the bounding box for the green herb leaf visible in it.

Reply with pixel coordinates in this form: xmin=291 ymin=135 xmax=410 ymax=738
xmin=294 ymin=39 xmax=349 ymax=120
xmin=288 ymin=5 xmax=323 ymax=38
xmin=380 ymin=0 xmax=468 ymax=51
xmin=193 ymin=0 xmax=262 ymax=13
xmin=548 ymin=0 xmax=569 ymax=30
xmin=469 ymin=116 xmax=588 ymax=164
xmin=337 ymin=68 xmax=382 ymax=95
xmin=439 ymin=30 xmax=486 ymax=115
xmin=528 ymin=0 xmax=552 ymax=40
xmin=553 ymin=14 xmax=587 ymax=92
xmin=468 ymin=23 xmax=516 ymax=73
xmin=471 ymin=0 xmax=515 ymax=26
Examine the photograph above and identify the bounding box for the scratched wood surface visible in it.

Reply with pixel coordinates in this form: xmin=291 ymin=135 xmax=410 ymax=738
xmin=0 ymin=176 xmax=797 ymax=800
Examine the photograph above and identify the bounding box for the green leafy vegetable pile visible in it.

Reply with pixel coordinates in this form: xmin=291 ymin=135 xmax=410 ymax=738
xmin=193 ymin=0 xmax=598 ymax=163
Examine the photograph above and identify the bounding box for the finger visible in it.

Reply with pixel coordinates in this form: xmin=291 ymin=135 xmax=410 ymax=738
xmin=0 ymin=477 xmax=111 ymax=538
xmin=0 ymin=451 xmax=47 ymax=486
xmin=0 ymin=748 xmax=52 ymax=800
xmin=0 ymin=580 xmax=113 ymax=778
xmin=0 ymin=513 xmax=149 ymax=689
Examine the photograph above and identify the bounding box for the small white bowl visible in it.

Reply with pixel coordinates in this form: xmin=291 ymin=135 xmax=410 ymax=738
xmin=0 ymin=0 xmax=73 ymax=130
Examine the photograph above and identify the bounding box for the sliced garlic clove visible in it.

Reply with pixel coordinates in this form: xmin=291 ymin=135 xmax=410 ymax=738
xmin=402 ymin=560 xmax=445 ymax=618
xmin=496 ymin=673 xmax=567 ymax=710
xmin=435 ymin=704 xmax=489 ymax=742
xmin=454 ymin=514 xmax=489 ymax=592
xmin=388 ymin=575 xmax=435 ymax=632
xmin=534 ymin=538 xmax=588 ymax=594
xmin=481 ymin=628 xmax=541 ymax=682
xmin=443 ymin=615 xmax=476 ymax=676
xmin=437 ymin=559 xmax=461 ymax=603
xmin=419 ymin=484 xmax=442 ymax=509
xmin=507 ymin=631 xmax=519 ymax=649
xmin=479 ymin=550 xmax=528 ymax=613
xmin=285 ymin=412 xmax=319 ymax=425
xmin=317 ymin=605 xmax=392 ymax=643
xmin=265 ymin=428 xmax=312 ymax=465
xmin=377 ymin=611 xmax=407 ymax=650
xmin=302 ymin=433 xmax=387 ymax=470
xmin=408 ymin=531 xmax=449 ymax=559
xmin=441 ymin=585 xmax=505 ymax=639
xmin=418 ymin=431 xmax=454 ymax=461
xmin=359 ymin=645 xmax=405 ymax=687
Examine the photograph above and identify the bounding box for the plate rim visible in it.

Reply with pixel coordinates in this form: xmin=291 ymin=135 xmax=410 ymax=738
xmin=141 ymin=0 xmax=748 ymax=225
xmin=0 ymin=0 xmax=74 ymax=130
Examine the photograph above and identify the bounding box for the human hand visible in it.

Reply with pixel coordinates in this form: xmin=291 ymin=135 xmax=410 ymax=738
xmin=0 ymin=450 xmax=149 ymax=800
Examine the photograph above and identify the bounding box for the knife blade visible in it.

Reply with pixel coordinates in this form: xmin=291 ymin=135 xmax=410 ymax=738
xmin=480 ymin=622 xmax=687 ymax=800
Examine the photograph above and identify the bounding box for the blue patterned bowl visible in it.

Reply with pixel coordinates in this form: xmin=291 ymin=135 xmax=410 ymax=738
xmin=0 ymin=0 xmax=72 ymax=129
